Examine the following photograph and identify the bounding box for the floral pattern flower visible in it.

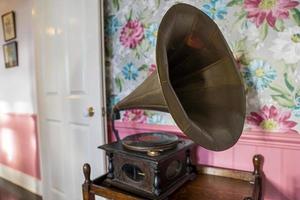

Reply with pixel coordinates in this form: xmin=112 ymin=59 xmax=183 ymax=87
xmin=294 ymin=107 xmax=300 ymax=117
xmin=247 ymin=105 xmax=297 ymax=132
xmin=123 ymin=109 xmax=147 ymax=123
xmin=293 ymin=96 xmax=300 ymax=117
xmin=269 ymin=71 xmax=300 ymax=119
xmin=201 ymin=0 xmax=228 ymax=20
xmin=242 ymin=60 xmax=277 ymax=91
xmin=270 ymin=27 xmax=300 ymax=64
xmin=145 ymin=24 xmax=158 ymax=46
xmin=148 ymin=64 xmax=156 ymax=75
xmin=120 ymin=20 xmax=144 ymax=48
xmin=244 ymin=0 xmax=299 ymax=28
xmin=122 ymin=63 xmax=139 ymax=80
xmin=105 ymin=15 xmax=121 ymax=35
xmin=295 ymin=96 xmax=300 ymax=107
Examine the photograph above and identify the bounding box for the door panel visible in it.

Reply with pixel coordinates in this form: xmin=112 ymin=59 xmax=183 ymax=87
xmin=66 ymin=0 xmax=86 ymax=93
xmin=51 ymin=190 xmax=65 ymax=200
xmin=48 ymin=122 xmax=65 ymax=192
xmin=44 ymin=96 xmax=62 ymax=121
xmin=43 ymin=1 xmax=65 ymax=94
xmin=70 ymin=124 xmax=90 ymax=199
xmin=46 ymin=120 xmax=67 ymax=199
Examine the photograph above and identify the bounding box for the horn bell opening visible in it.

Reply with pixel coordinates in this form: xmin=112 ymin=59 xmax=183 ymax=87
xmin=156 ymin=3 xmax=246 ymax=151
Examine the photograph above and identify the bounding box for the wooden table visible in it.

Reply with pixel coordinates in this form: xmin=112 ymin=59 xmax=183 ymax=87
xmin=82 ymin=155 xmax=263 ymax=200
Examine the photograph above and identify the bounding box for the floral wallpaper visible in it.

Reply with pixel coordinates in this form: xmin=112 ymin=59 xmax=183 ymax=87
xmin=104 ymin=0 xmax=300 ymax=134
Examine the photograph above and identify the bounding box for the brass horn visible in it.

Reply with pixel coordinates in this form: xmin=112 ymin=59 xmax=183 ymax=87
xmin=113 ymin=3 xmax=246 ymax=151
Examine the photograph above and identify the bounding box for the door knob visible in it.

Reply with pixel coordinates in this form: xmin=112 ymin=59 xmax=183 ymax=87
xmin=88 ymin=107 xmax=95 ymax=117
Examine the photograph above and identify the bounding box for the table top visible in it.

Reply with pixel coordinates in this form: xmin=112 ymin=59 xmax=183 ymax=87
xmin=169 ymin=173 xmax=254 ymax=200
xmin=90 ymin=166 xmax=257 ymax=200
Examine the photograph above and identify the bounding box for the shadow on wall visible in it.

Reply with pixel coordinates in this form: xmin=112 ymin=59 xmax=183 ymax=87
xmin=265 ymin=177 xmax=300 ymax=200
xmin=292 ymin=178 xmax=300 ymax=200
xmin=264 ymin=178 xmax=290 ymax=200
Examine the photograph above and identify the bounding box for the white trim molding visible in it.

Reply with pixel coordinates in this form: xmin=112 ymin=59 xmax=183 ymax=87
xmin=0 ymin=164 xmax=42 ymax=195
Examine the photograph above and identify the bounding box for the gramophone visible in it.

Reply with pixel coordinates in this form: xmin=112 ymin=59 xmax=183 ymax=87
xmin=100 ymin=3 xmax=246 ymax=200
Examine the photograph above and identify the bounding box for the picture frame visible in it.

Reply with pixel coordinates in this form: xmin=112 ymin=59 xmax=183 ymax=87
xmin=3 ymin=41 xmax=18 ymax=68
xmin=2 ymin=11 xmax=16 ymax=41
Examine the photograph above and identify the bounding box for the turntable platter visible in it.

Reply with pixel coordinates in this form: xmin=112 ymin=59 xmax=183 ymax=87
xmin=122 ymin=132 xmax=179 ymax=153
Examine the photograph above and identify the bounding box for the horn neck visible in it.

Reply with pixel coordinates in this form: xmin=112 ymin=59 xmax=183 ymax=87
xmin=113 ymin=71 xmax=168 ymax=113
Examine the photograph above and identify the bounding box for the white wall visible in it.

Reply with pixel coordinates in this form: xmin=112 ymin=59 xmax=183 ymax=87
xmin=0 ymin=0 xmax=36 ymax=114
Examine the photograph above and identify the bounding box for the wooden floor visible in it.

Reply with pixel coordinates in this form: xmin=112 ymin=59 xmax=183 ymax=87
xmin=0 ymin=178 xmax=42 ymax=200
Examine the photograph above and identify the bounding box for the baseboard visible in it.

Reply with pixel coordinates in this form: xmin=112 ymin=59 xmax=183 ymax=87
xmin=0 ymin=164 xmax=42 ymax=195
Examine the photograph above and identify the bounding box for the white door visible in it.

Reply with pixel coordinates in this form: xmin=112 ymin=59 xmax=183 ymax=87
xmin=33 ymin=0 xmax=106 ymax=200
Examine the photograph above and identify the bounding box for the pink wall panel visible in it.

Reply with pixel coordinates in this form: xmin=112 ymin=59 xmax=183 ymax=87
xmin=0 ymin=113 xmax=40 ymax=179
xmin=112 ymin=121 xmax=300 ymax=200
xmin=195 ymin=147 xmax=213 ymax=166
xmin=210 ymin=148 xmax=234 ymax=169
xmin=232 ymin=144 xmax=256 ymax=171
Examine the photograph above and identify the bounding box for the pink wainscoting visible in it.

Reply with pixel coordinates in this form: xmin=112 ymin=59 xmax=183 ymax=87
xmin=0 ymin=113 xmax=40 ymax=179
xmin=112 ymin=121 xmax=300 ymax=200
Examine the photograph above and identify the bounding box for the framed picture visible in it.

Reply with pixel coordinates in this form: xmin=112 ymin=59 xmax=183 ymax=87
xmin=3 ymin=41 xmax=18 ymax=68
xmin=2 ymin=11 xmax=16 ymax=41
